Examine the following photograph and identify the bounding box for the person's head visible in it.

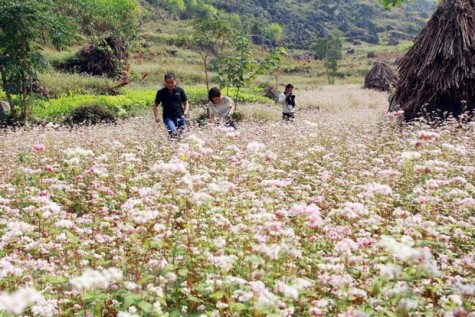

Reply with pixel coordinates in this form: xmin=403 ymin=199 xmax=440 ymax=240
xmin=208 ymin=87 xmax=221 ymax=104
xmin=389 ymin=84 xmax=396 ymax=95
xmin=164 ymin=72 xmax=177 ymax=90
xmin=285 ymin=83 xmax=294 ymax=94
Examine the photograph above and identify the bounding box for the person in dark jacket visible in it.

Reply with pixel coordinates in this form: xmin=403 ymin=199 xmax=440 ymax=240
xmin=153 ymin=72 xmax=189 ymax=137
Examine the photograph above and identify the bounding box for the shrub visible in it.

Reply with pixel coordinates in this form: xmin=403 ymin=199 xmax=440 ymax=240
xmin=66 ymin=105 xmax=116 ymax=125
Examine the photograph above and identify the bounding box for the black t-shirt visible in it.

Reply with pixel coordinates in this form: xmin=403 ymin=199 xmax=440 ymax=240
xmin=155 ymin=86 xmax=187 ymax=119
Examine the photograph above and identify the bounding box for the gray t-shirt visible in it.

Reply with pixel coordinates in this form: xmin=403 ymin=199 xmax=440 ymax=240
xmin=208 ymin=96 xmax=234 ymax=118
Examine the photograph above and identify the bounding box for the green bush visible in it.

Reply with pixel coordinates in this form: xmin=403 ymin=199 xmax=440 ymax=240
xmin=66 ymin=105 xmax=116 ymax=125
xmin=30 ymin=86 xmax=272 ymax=122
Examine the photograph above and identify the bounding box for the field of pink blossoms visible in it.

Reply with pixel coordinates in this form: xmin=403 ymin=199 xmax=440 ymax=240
xmin=0 ymin=86 xmax=474 ymax=317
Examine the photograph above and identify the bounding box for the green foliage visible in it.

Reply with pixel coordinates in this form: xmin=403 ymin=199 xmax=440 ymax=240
xmin=31 ymin=87 xmax=270 ymax=121
xmin=264 ymin=23 xmax=283 ymax=45
xmin=310 ymin=35 xmax=343 ymax=84
xmin=67 ymin=105 xmax=116 ymax=125
xmin=166 ymin=0 xmax=217 ymax=19
xmin=311 ymin=36 xmax=343 ymax=61
xmin=189 ymin=14 xmax=234 ymax=89
xmin=218 ymin=36 xmax=286 ymax=104
xmin=0 ymin=0 xmax=76 ymax=122
xmin=72 ymin=0 xmax=141 ymax=39
xmin=380 ymin=0 xmax=407 ymax=9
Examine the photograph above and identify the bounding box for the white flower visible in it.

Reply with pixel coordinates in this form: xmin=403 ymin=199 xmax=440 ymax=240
xmin=246 ymin=141 xmax=266 ymax=153
xmin=0 ymin=287 xmax=43 ymax=315
xmin=192 ymin=192 xmax=213 ymax=205
xmin=70 ymin=267 xmax=123 ymax=290
xmin=401 ymin=151 xmax=421 ymax=162
xmin=362 ymin=183 xmax=392 ymax=196
xmin=63 ymin=147 xmax=94 ymax=158
xmin=31 ymin=298 xmax=57 ymax=317
xmin=398 ymin=298 xmax=418 ymax=311
xmin=377 ymin=263 xmax=402 ymax=280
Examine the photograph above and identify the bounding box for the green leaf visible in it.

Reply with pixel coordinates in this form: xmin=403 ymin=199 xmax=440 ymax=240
xmin=43 ymin=275 xmax=68 ymax=285
xmin=144 ymin=240 xmax=163 ymax=248
xmin=187 ymin=295 xmax=201 ymax=303
xmin=172 ymin=248 xmax=187 ymax=255
xmin=123 ymin=293 xmax=141 ymax=308
xmin=138 ymin=300 xmax=153 ymax=313
xmin=230 ymin=302 xmax=247 ymax=312
xmin=209 ymin=290 xmax=225 ymax=299
xmin=65 ymin=230 xmax=79 ymax=244
xmin=178 ymin=268 xmax=189 ymax=277
xmin=169 ymin=310 xmax=182 ymax=317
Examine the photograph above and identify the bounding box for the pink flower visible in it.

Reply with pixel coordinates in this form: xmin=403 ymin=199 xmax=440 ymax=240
xmin=417 ymin=130 xmax=440 ymax=141
xmin=32 ymin=144 xmax=46 ymax=152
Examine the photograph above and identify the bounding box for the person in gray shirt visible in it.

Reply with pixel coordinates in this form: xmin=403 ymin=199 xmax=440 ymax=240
xmin=207 ymin=87 xmax=235 ymax=128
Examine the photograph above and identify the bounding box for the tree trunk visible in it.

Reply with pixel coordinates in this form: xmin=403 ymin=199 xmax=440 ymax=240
xmin=235 ymin=86 xmax=240 ymax=113
xmin=0 ymin=65 xmax=15 ymax=118
xmin=20 ymin=81 xmax=28 ymax=125
xmin=201 ymin=53 xmax=210 ymax=119
xmin=203 ymin=55 xmax=209 ymax=93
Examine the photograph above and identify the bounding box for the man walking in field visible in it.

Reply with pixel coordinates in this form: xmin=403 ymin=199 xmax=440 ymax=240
xmin=153 ymin=72 xmax=189 ymax=138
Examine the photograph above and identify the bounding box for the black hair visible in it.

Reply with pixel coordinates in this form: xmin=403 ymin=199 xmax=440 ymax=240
xmin=208 ymin=87 xmax=221 ymax=102
xmin=285 ymin=83 xmax=294 ymax=90
xmin=164 ymin=72 xmax=176 ymax=80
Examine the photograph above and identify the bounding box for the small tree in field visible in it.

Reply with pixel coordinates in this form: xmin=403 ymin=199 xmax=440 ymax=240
xmin=0 ymin=0 xmax=75 ymax=124
xmin=190 ymin=15 xmax=233 ymax=92
xmin=310 ymin=35 xmax=342 ymax=84
xmin=218 ymin=36 xmax=286 ymax=110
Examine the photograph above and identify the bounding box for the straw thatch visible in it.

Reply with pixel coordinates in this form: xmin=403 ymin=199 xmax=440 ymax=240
xmin=397 ymin=0 xmax=475 ymax=121
xmin=364 ymin=61 xmax=397 ymax=92
xmin=65 ymin=35 xmax=129 ymax=78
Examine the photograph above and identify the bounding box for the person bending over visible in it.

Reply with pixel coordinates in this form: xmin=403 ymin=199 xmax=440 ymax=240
xmin=207 ymin=87 xmax=235 ymax=128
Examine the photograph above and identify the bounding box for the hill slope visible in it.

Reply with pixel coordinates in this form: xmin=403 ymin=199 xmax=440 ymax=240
xmin=194 ymin=0 xmax=437 ymax=49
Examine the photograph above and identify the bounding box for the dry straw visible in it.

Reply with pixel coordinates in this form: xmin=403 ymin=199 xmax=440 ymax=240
xmin=397 ymin=0 xmax=475 ymax=121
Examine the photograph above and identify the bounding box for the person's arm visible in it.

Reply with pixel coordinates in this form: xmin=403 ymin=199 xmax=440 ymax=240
xmin=153 ymin=102 xmax=160 ymax=123
xmin=183 ymin=99 xmax=189 ymax=116
xmin=180 ymin=89 xmax=189 ymax=116
xmin=226 ymin=98 xmax=235 ymax=119
xmin=207 ymin=101 xmax=215 ymax=123
xmin=277 ymin=92 xmax=287 ymax=105
xmin=208 ymin=113 xmax=216 ymax=123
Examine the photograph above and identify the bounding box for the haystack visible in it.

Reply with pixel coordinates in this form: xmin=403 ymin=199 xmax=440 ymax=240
xmin=65 ymin=35 xmax=129 ymax=78
xmin=364 ymin=61 xmax=397 ymax=91
xmin=397 ymin=0 xmax=475 ymax=121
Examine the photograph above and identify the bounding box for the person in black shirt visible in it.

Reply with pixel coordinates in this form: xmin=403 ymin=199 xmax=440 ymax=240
xmin=153 ymin=72 xmax=189 ymax=137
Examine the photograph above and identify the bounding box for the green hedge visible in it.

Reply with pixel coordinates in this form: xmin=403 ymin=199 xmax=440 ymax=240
xmin=31 ymin=87 xmax=271 ymax=121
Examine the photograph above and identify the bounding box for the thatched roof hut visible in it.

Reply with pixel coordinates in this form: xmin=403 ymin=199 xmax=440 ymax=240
xmin=65 ymin=35 xmax=129 ymax=78
xmin=364 ymin=61 xmax=397 ymax=92
xmin=397 ymin=0 xmax=475 ymax=121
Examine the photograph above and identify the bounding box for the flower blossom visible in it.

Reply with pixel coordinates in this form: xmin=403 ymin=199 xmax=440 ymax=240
xmin=32 ymin=144 xmax=46 ymax=152
xmin=0 ymin=287 xmax=43 ymax=315
xmin=70 ymin=267 xmax=123 ymax=290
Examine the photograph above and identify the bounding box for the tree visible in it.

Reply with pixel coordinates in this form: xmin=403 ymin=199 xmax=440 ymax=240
xmin=0 ymin=0 xmax=75 ymax=124
xmin=310 ymin=35 xmax=342 ymax=84
xmin=380 ymin=0 xmax=408 ymax=9
xmin=218 ymin=36 xmax=286 ymax=110
xmin=190 ymin=14 xmax=233 ymax=91
xmin=264 ymin=23 xmax=283 ymax=46
xmin=71 ymin=0 xmax=141 ymax=40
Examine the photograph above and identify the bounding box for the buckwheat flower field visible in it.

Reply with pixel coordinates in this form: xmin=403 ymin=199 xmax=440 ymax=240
xmin=0 ymin=86 xmax=474 ymax=317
